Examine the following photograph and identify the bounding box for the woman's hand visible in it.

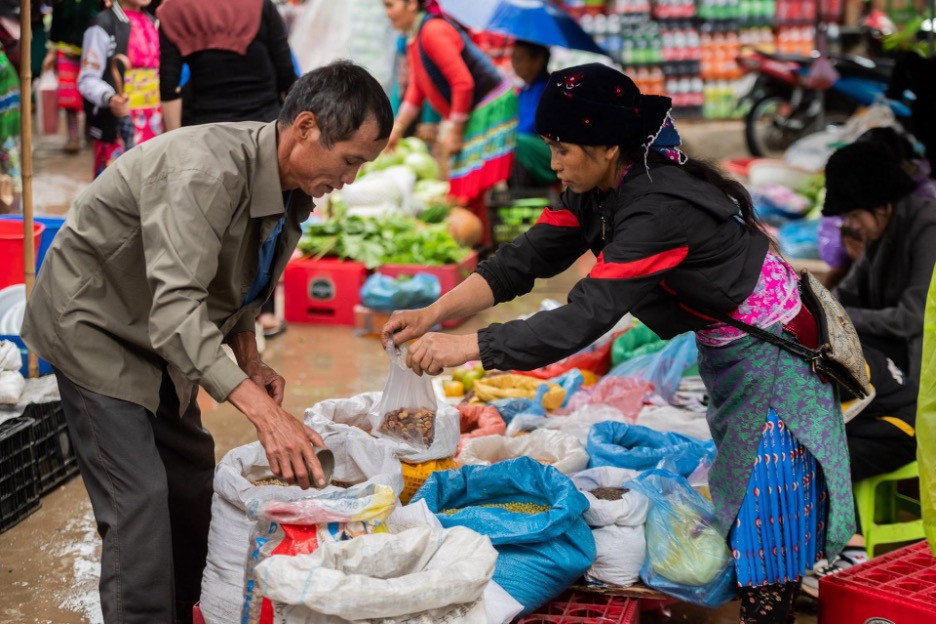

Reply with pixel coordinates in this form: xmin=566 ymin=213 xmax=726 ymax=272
xmin=381 ymin=306 xmax=440 ymax=349
xmin=441 ymin=124 xmax=465 ymax=155
xmin=405 ymin=332 xmax=480 ymax=376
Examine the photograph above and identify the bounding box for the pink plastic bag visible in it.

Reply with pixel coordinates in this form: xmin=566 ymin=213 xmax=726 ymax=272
xmin=562 ymin=377 xmax=651 ymax=420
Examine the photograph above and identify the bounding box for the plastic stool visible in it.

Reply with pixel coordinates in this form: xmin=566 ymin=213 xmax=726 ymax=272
xmin=853 ymin=461 xmax=925 ymax=557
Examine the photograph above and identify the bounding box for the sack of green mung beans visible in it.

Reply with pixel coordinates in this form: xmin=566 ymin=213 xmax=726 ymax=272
xmin=412 ymin=457 xmax=596 ymax=615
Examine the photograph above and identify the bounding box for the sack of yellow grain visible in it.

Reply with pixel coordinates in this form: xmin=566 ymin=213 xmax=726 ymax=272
xmin=400 ymin=457 xmax=459 ymax=505
xmin=470 ymin=374 xmax=565 ymax=411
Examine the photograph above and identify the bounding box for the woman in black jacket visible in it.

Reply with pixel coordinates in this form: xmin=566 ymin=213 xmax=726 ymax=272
xmin=383 ymin=63 xmax=855 ymax=623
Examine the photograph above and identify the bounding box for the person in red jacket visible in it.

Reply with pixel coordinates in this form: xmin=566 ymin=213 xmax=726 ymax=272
xmin=383 ymin=0 xmax=516 ymax=208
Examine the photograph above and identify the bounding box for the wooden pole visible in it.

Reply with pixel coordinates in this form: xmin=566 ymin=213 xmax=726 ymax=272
xmin=19 ymin=0 xmax=37 ymax=378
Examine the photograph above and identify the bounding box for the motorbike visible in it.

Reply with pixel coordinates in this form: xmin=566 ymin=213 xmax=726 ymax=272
xmin=736 ymin=48 xmax=913 ymax=157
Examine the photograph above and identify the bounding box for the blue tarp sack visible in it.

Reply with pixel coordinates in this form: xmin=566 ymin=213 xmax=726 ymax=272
xmin=623 ymin=469 xmax=737 ymax=608
xmin=587 ymin=421 xmax=716 ymax=477
xmin=490 ymin=397 xmax=543 ymax=426
xmin=360 ymin=272 xmax=441 ymax=311
xmin=548 ymin=368 xmax=585 ymax=408
xmin=413 ymin=457 xmax=596 ymax=615
xmin=606 ymin=332 xmax=698 ymax=402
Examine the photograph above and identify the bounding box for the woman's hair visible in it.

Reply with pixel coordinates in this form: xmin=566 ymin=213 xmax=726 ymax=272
xmin=619 ymin=147 xmax=762 ymax=233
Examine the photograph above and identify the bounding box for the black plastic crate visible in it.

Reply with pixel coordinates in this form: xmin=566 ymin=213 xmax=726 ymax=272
xmin=24 ymin=402 xmax=79 ymax=495
xmin=0 ymin=417 xmax=40 ymax=533
xmin=487 ymin=187 xmax=558 ymax=249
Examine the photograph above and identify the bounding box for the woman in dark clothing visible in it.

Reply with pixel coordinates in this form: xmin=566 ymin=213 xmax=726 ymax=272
xmin=383 ymin=63 xmax=854 ymax=624
xmin=157 ymin=0 xmax=297 ymax=336
xmin=823 ymin=140 xmax=936 ymax=383
xmin=156 ymin=0 xmax=296 ymax=129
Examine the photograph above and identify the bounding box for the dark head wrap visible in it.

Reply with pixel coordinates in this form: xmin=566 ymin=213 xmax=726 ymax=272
xmin=822 ymin=141 xmax=917 ymax=217
xmin=534 ymin=63 xmax=684 ymax=166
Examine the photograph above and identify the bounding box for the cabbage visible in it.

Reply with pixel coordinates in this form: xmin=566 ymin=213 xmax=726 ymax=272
xmin=398 ymin=136 xmax=430 ymax=155
xmin=404 ymin=152 xmax=440 ymax=181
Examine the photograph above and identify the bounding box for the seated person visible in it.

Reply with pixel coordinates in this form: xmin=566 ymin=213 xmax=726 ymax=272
xmin=509 ymin=40 xmax=557 ymax=188
xmin=819 ymin=126 xmax=936 ymax=288
xmin=802 ymin=344 xmax=918 ymax=596
xmin=823 ymin=140 xmax=936 ymax=382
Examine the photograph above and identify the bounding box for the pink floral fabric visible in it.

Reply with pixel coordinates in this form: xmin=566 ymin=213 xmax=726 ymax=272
xmin=696 ymin=252 xmax=801 ymax=347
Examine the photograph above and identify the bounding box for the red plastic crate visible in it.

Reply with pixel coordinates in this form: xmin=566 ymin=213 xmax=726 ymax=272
xmin=283 ymin=257 xmax=369 ymax=326
xmin=820 ymin=540 xmax=936 ymax=624
xmin=514 ymin=591 xmax=639 ymax=624
xmin=378 ymin=250 xmax=479 ymax=328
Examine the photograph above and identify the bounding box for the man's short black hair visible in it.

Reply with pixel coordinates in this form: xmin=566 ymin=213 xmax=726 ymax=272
xmin=279 ymin=60 xmax=393 ymax=147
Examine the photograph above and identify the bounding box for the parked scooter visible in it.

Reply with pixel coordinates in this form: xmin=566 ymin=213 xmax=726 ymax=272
xmin=737 ymin=48 xmax=912 ymax=157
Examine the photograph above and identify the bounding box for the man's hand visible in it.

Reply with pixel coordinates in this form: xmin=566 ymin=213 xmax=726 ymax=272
xmin=228 ymin=378 xmax=327 ymax=489
xmin=381 ymin=306 xmax=440 ymax=349
xmin=243 ymin=359 xmax=286 ymax=405
xmin=405 ymin=332 xmax=480 ymax=376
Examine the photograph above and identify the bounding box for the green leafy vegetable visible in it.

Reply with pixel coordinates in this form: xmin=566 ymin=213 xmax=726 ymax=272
xmin=298 ymin=215 xmax=471 ymax=269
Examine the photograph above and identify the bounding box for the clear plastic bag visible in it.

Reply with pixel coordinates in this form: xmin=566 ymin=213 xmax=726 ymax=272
xmin=370 ymin=343 xmax=439 ymax=448
xmin=623 ymin=469 xmax=736 ymax=608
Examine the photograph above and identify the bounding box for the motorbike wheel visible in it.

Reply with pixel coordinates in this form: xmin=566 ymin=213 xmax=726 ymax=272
xmin=744 ymin=95 xmax=798 ymax=158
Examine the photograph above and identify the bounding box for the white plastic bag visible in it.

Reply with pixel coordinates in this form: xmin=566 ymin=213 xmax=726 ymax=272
xmin=307 ymin=390 xmax=460 ymax=465
xmin=458 ymin=430 xmax=589 ymax=475
xmin=256 ymin=526 xmax=497 ymax=624
xmin=571 ymin=467 xmax=649 ymax=587
xmin=199 ymin=441 xmax=401 ymax=624
xmin=0 ymin=370 xmax=24 ymax=404
xmin=539 ymin=404 xmax=634 ymax=446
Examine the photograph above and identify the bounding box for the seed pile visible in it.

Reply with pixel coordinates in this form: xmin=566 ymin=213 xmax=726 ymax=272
xmin=440 ymin=502 xmax=550 ymax=515
xmin=251 ymin=478 xmax=288 ymax=487
xmin=379 ymin=408 xmax=436 ymax=446
xmin=589 ymin=487 xmax=630 ymax=501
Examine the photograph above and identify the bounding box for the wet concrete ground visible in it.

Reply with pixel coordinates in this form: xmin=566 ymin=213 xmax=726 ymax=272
xmin=1 ymin=121 xmax=819 ymax=623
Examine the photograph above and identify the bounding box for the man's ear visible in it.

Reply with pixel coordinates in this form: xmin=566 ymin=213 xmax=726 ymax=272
xmin=293 ymin=111 xmax=320 ymax=143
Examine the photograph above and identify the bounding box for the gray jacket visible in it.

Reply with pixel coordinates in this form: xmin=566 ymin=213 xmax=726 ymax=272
xmin=836 ymin=194 xmax=936 ymax=382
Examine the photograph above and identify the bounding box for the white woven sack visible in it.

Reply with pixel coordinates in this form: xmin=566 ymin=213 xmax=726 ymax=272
xmin=256 ymin=526 xmax=497 ymax=624
xmin=458 ymin=429 xmax=589 ymax=475
xmin=306 ymin=391 xmax=460 ymax=464
xmin=199 ymin=440 xmax=401 ymax=624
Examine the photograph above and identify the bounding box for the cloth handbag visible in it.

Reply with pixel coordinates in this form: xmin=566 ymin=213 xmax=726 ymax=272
xmin=704 ymin=270 xmax=871 ymax=407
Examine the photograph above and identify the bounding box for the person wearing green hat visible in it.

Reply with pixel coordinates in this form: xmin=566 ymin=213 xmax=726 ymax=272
xmin=823 ymin=140 xmax=936 ymax=383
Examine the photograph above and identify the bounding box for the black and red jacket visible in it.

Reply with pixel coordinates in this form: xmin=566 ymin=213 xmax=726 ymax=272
xmin=476 ymin=164 xmax=769 ymax=372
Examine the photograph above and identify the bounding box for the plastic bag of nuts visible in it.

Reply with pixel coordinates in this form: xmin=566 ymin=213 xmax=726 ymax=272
xmin=378 ymin=407 xmax=436 ymax=447
xmin=370 ymin=343 xmax=440 ymax=449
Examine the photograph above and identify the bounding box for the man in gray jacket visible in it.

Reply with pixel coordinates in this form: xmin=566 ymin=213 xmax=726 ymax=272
xmin=22 ymin=61 xmax=392 ymax=624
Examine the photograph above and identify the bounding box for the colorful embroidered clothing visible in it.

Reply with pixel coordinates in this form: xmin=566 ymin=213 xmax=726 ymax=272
xmin=697 ymin=252 xmax=801 ymax=347
xmin=731 ymin=409 xmax=828 ymax=586
xmin=81 ymin=7 xmax=162 ymax=176
xmin=697 ymin=326 xmax=855 ymax=570
xmin=448 ymin=82 xmax=517 ymax=202
xmin=56 ymin=50 xmax=83 ymax=111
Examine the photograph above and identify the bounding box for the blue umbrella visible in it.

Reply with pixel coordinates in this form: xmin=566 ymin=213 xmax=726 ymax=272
xmin=440 ymin=0 xmax=608 ymax=56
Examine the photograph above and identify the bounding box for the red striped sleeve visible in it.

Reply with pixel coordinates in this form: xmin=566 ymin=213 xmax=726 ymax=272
xmin=536 ymin=208 xmax=580 ymax=228
xmin=590 ymin=246 xmax=688 ymax=279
